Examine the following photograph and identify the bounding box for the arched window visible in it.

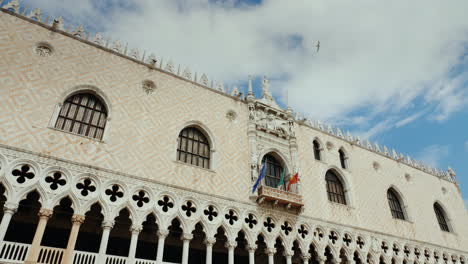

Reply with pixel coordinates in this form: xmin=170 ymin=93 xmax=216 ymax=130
xmin=325 ymin=170 xmax=346 ymax=205
xmin=177 ymin=127 xmax=210 ymax=169
xmin=433 ymin=203 xmax=450 ymax=232
xmin=387 ymin=189 xmax=405 ymax=220
xmin=55 ymin=93 xmax=107 ymax=140
xmin=339 ymin=149 xmax=347 ymax=169
xmin=262 ymin=154 xmax=284 ymax=189
xmin=313 ymin=140 xmax=321 ymax=161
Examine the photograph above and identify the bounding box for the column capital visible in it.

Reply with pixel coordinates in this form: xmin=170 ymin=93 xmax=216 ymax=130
xmin=284 ymin=250 xmax=294 ymax=257
xmin=71 ymin=214 xmax=85 ymax=224
xmin=205 ymin=237 xmax=216 ymax=246
xmin=247 ymin=245 xmax=257 ymax=253
xmin=38 ymin=208 xmax=53 ymax=219
xmin=181 ymin=233 xmax=193 ymax=241
xmin=225 ymin=240 xmax=237 ymax=249
xmin=102 ymin=220 xmax=114 ymax=229
xmin=130 ymin=224 xmax=143 ymax=234
xmin=265 ymin=247 xmax=276 ymax=256
xmin=302 ymin=253 xmax=311 ymax=261
xmin=157 ymin=230 xmax=169 ymax=238
xmin=3 ymin=204 xmax=18 ymax=214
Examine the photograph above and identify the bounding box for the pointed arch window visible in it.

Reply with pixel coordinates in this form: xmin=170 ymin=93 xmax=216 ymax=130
xmin=313 ymin=140 xmax=321 ymax=161
xmin=177 ymin=127 xmax=210 ymax=169
xmin=433 ymin=203 xmax=450 ymax=232
xmin=325 ymin=170 xmax=346 ymax=205
xmin=262 ymin=154 xmax=284 ymax=189
xmin=387 ymin=189 xmax=405 ymax=220
xmin=339 ymin=149 xmax=347 ymax=169
xmin=55 ymin=93 xmax=107 ymax=140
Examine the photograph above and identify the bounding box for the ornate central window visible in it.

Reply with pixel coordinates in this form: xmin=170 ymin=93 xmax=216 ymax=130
xmin=177 ymin=127 xmax=210 ymax=169
xmin=262 ymin=154 xmax=284 ymax=189
xmin=387 ymin=188 xmax=405 ymax=220
xmin=55 ymin=93 xmax=107 ymax=140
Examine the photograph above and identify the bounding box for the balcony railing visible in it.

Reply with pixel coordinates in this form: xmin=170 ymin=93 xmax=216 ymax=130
xmin=0 ymin=241 xmax=176 ymax=264
xmin=257 ymin=185 xmax=304 ymax=210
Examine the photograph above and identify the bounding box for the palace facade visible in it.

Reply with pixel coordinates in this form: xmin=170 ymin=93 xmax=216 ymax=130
xmin=0 ymin=1 xmax=467 ymax=264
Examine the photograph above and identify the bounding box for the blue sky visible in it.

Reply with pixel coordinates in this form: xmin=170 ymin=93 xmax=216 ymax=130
xmin=15 ymin=0 xmax=468 ymax=208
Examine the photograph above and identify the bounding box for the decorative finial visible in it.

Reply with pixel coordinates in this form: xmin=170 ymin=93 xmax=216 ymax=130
xmin=248 ymin=75 xmax=253 ymax=95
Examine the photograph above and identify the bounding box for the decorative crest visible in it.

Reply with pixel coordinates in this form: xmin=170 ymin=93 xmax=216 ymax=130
xmin=72 ymin=25 xmax=85 ymax=38
xmin=200 ymin=73 xmax=208 ymax=86
xmin=27 ymin=8 xmax=41 ymax=21
xmin=165 ymin=60 xmax=174 ymax=73
xmin=3 ymin=0 xmax=20 ymax=13
xmin=182 ymin=67 xmax=192 ymax=80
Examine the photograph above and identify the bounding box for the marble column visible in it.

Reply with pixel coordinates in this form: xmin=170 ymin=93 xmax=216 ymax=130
xmin=156 ymin=230 xmax=169 ymax=264
xmin=205 ymin=237 xmax=216 ymax=264
xmin=225 ymin=241 xmax=237 ymax=264
xmin=181 ymin=233 xmax=193 ymax=264
xmin=0 ymin=204 xmax=17 ymax=243
xmin=301 ymin=253 xmax=311 ymax=264
xmin=318 ymin=256 xmax=327 ymax=264
xmin=25 ymin=208 xmax=53 ymax=264
xmin=62 ymin=214 xmax=86 ymax=264
xmin=128 ymin=225 xmax=142 ymax=264
xmin=97 ymin=220 xmax=114 ymax=264
xmin=266 ymin=247 xmax=276 ymax=264
xmin=247 ymin=246 xmax=257 ymax=264
xmin=285 ymin=252 xmax=293 ymax=264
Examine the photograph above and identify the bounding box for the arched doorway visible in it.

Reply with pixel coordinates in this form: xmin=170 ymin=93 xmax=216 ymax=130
xmin=135 ymin=213 xmax=159 ymax=261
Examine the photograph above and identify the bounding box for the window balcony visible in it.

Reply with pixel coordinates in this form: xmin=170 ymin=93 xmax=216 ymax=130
xmin=256 ymin=185 xmax=304 ymax=210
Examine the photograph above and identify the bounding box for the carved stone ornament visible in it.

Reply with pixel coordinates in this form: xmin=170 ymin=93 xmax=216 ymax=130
xmin=35 ymin=43 xmax=53 ymax=57
xmin=371 ymin=237 xmax=381 ymax=253
xmin=142 ymin=80 xmax=156 ymax=94
xmin=226 ymin=110 xmax=237 ymax=121
xmin=251 ymin=104 xmax=294 ymax=138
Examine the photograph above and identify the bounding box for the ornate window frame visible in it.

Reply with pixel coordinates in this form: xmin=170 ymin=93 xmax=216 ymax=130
xmin=173 ymin=121 xmax=216 ymax=171
xmin=48 ymin=85 xmax=112 ymax=142
xmin=386 ymin=186 xmax=412 ymax=222
xmin=323 ymin=167 xmax=354 ymax=207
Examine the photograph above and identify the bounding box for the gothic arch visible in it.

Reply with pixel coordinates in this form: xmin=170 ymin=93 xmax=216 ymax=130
xmin=57 ymin=84 xmax=112 ymax=116
xmin=257 ymin=148 xmax=291 ymax=174
xmin=387 ymin=185 xmax=411 ymax=221
xmin=49 ymin=85 xmax=112 ymax=141
xmin=433 ymin=200 xmax=454 ymax=232
xmin=174 ymin=121 xmax=216 ymax=170
xmin=324 ymin=166 xmax=354 ymax=206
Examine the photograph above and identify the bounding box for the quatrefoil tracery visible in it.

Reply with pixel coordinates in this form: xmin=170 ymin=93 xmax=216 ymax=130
xmin=105 ymin=185 xmax=124 ymax=202
xmin=157 ymin=196 xmax=174 ymax=212
xmin=225 ymin=210 xmax=238 ymax=225
xmin=356 ymin=236 xmax=365 ymax=249
xmin=245 ymin=214 xmax=257 ymax=229
xmin=203 ymin=206 xmax=218 ymax=221
xmin=343 ymin=233 xmax=352 ymax=247
xmin=298 ymin=225 xmax=308 ymax=239
xmin=264 ymin=217 xmax=275 ymax=232
xmin=181 ymin=201 xmax=196 ymax=217
xmin=12 ymin=164 xmax=35 ymax=184
xmin=76 ymin=178 xmax=96 ymax=197
xmin=281 ymin=221 xmax=292 ymax=236
xmin=132 ymin=190 xmax=150 ymax=208
xmin=45 ymin=172 xmax=66 ymax=190
xmin=329 ymin=231 xmax=338 ymax=244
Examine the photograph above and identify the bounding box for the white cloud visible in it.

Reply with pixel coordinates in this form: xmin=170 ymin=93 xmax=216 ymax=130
xmin=22 ymin=0 xmax=468 ymax=124
xmin=415 ymin=144 xmax=449 ymax=168
xmin=395 ymin=111 xmax=425 ymax=128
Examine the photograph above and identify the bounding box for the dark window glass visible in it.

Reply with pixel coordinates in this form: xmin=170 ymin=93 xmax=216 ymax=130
xmin=177 ymin=127 xmax=210 ymax=169
xmin=55 ymin=93 xmax=107 ymax=140
xmin=325 ymin=170 xmax=346 ymax=204
xmin=313 ymin=140 xmax=321 ymax=161
xmin=387 ymin=189 xmax=405 ymax=220
xmin=434 ymin=203 xmax=450 ymax=232
xmin=339 ymin=149 xmax=347 ymax=169
xmin=262 ymin=154 xmax=284 ymax=189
